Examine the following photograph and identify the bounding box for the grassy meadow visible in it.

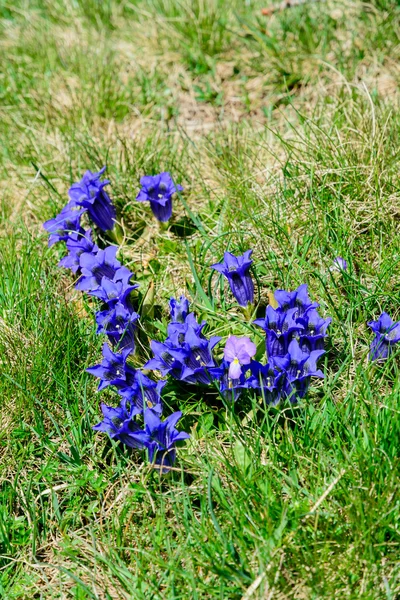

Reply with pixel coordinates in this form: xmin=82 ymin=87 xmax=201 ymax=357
xmin=1 ymin=0 xmax=400 ymax=597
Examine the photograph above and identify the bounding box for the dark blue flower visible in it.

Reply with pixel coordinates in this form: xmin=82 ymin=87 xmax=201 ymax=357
xmin=76 ymin=246 xmax=130 ymax=293
xmin=145 ymin=314 xmax=220 ymax=384
xmin=247 ymin=360 xmax=286 ymax=405
xmin=68 ymin=166 xmax=116 ymax=231
xmin=89 ymin=276 xmax=138 ymax=307
xmin=297 ymin=308 xmax=331 ymax=352
xmin=86 ymin=343 xmax=135 ymax=391
xmin=211 ymin=250 xmax=254 ymax=307
xmin=95 ymin=303 xmax=139 ymax=352
xmin=43 ymin=202 xmax=85 ymax=247
xmin=169 ymin=296 xmax=190 ymax=323
xmin=254 ymin=306 xmax=303 ymax=357
xmin=283 ymin=339 xmax=324 ymax=401
xmin=92 ymin=400 xmax=141 ymax=447
xmin=274 ymin=284 xmax=318 ymax=317
xmin=58 ymin=229 xmax=98 ymax=273
xmin=136 ymin=172 xmax=183 ymax=222
xmin=127 ymin=409 xmax=190 ymax=472
xmin=119 ymin=372 xmax=165 ymax=415
xmin=368 ymin=312 xmax=400 ymax=361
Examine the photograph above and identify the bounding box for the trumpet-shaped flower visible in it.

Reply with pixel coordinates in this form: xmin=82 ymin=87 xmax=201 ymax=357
xmin=368 ymin=312 xmax=400 ymax=361
xmin=86 ymin=343 xmax=135 ymax=391
xmin=126 ymin=409 xmax=190 ymax=472
xmin=92 ymin=400 xmax=141 ymax=447
xmin=254 ymin=306 xmax=303 ymax=357
xmin=274 ymin=284 xmax=318 ymax=317
xmin=169 ymin=296 xmax=190 ymax=323
xmin=58 ymin=229 xmax=98 ymax=273
xmin=283 ymin=339 xmax=324 ymax=400
xmin=68 ymin=166 xmax=116 ymax=231
xmin=211 ymin=250 xmax=254 ymax=307
xmin=136 ymin=172 xmax=183 ymax=222
xmin=95 ymin=303 xmax=139 ymax=352
xmin=43 ymin=202 xmax=84 ymax=247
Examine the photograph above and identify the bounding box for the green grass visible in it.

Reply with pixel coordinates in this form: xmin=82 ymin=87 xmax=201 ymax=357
xmin=1 ymin=0 xmax=400 ymax=597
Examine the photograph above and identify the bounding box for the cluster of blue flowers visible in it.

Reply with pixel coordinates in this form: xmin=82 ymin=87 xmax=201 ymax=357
xmin=43 ymin=167 xmax=189 ymax=472
xmin=44 ymin=167 xmax=400 ymax=471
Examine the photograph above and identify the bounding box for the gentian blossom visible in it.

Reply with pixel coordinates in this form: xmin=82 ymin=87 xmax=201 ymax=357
xmin=136 ymin=172 xmax=183 ymax=222
xmin=95 ymin=303 xmax=139 ymax=352
xmin=367 ymin=312 xmax=400 ymax=361
xmin=254 ymin=306 xmax=303 ymax=357
xmin=208 ymin=360 xmax=251 ymax=401
xmin=58 ymin=229 xmax=98 ymax=273
xmin=283 ymin=339 xmax=325 ymax=400
xmin=211 ymin=250 xmax=254 ymax=307
xmin=126 ymin=409 xmax=190 ymax=472
xmin=274 ymin=283 xmax=318 ymax=317
xmin=146 ymin=312 xmax=220 ymax=384
xmin=68 ymin=166 xmax=116 ymax=231
xmin=86 ymin=343 xmax=136 ymax=391
xmin=223 ymin=335 xmax=257 ymax=379
xmin=118 ymin=371 xmax=165 ymax=414
xmin=247 ymin=360 xmax=287 ymax=405
xmin=76 ymin=246 xmax=131 ymax=293
xmin=92 ymin=400 xmax=141 ymax=447
xmin=43 ymin=202 xmax=84 ymax=247
xmin=89 ymin=276 xmax=138 ymax=307
xmin=169 ymin=296 xmax=190 ymax=323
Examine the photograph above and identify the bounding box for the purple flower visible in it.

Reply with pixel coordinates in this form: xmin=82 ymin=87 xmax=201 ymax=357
xmin=136 ymin=172 xmax=183 ymax=222
xmin=368 ymin=312 xmax=400 ymax=361
xmin=146 ymin=313 xmax=220 ymax=384
xmin=43 ymin=202 xmax=85 ymax=247
xmin=331 ymin=257 xmax=348 ymax=272
xmin=211 ymin=250 xmax=254 ymax=307
xmin=127 ymin=409 xmax=190 ymax=472
xmin=92 ymin=400 xmax=141 ymax=447
xmin=68 ymin=166 xmax=116 ymax=231
xmin=254 ymin=306 xmax=303 ymax=357
xmin=58 ymin=229 xmax=98 ymax=274
xmin=118 ymin=371 xmax=165 ymax=415
xmin=76 ymin=246 xmax=130 ymax=293
xmin=95 ymin=303 xmax=139 ymax=352
xmin=89 ymin=276 xmax=138 ymax=307
xmin=169 ymin=296 xmax=190 ymax=323
xmin=223 ymin=335 xmax=257 ymax=379
xmin=283 ymin=339 xmax=324 ymax=400
xmin=297 ymin=308 xmax=331 ymax=352
xmin=274 ymin=284 xmax=318 ymax=317
xmin=86 ymin=343 xmax=135 ymax=391
xmin=247 ymin=360 xmax=286 ymax=405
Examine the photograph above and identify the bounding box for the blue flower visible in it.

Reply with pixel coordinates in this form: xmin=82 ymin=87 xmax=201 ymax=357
xmin=297 ymin=308 xmax=331 ymax=352
xmin=254 ymin=306 xmax=303 ymax=357
xmin=208 ymin=360 xmax=251 ymax=401
xmin=89 ymin=276 xmax=138 ymax=307
xmin=331 ymin=256 xmax=348 ymax=272
xmin=136 ymin=172 xmax=183 ymax=222
xmin=283 ymin=339 xmax=324 ymax=401
xmin=76 ymin=246 xmax=131 ymax=293
xmin=86 ymin=343 xmax=135 ymax=391
xmin=274 ymin=284 xmax=318 ymax=316
xmin=145 ymin=314 xmax=220 ymax=384
xmin=247 ymin=360 xmax=287 ymax=406
xmin=119 ymin=372 xmax=165 ymax=415
xmin=127 ymin=409 xmax=190 ymax=472
xmin=92 ymin=400 xmax=141 ymax=447
xmin=58 ymin=229 xmax=98 ymax=274
xmin=169 ymin=296 xmax=190 ymax=323
xmin=43 ymin=202 xmax=84 ymax=247
xmin=368 ymin=312 xmax=400 ymax=361
xmin=211 ymin=250 xmax=254 ymax=307
xmin=68 ymin=166 xmax=116 ymax=231
xmin=95 ymin=303 xmax=139 ymax=352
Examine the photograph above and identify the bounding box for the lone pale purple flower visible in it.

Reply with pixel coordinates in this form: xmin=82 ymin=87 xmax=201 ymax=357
xmin=223 ymin=335 xmax=257 ymax=379
xmin=136 ymin=172 xmax=183 ymax=222
xmin=331 ymin=257 xmax=348 ymax=272
xmin=211 ymin=250 xmax=254 ymax=307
